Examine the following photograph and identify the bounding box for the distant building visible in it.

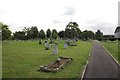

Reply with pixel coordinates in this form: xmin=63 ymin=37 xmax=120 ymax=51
xmin=103 ymin=35 xmax=115 ymax=41
xmin=114 ymin=26 xmax=120 ymax=39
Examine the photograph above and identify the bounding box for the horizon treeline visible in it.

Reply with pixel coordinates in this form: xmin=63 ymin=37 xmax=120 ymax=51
xmin=0 ymin=21 xmax=104 ymax=41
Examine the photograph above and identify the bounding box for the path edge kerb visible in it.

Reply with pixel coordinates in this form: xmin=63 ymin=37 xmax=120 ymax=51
xmin=79 ymin=41 xmax=93 ymax=80
xmin=100 ymin=42 xmax=120 ymax=66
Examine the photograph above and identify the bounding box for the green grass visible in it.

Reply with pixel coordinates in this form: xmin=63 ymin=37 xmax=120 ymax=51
xmin=102 ymin=41 xmax=118 ymax=61
xmin=2 ymin=40 xmax=92 ymax=78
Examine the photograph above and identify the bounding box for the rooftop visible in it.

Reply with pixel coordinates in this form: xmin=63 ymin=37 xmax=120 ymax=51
xmin=114 ymin=26 xmax=120 ymax=33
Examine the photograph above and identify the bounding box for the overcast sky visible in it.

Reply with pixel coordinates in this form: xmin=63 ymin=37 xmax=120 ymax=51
xmin=0 ymin=0 xmax=119 ymax=35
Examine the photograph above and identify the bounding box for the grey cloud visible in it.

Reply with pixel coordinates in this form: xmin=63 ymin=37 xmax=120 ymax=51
xmin=53 ymin=20 xmax=62 ymax=24
xmin=86 ymin=19 xmax=117 ymax=34
xmin=62 ymin=6 xmax=75 ymax=15
xmin=52 ymin=20 xmax=67 ymax=24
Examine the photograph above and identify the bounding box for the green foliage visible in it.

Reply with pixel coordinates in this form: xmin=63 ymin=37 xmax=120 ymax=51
xmin=30 ymin=26 xmax=39 ymax=39
xmin=13 ymin=31 xmax=26 ymax=40
xmin=46 ymin=29 xmax=51 ymax=38
xmin=65 ymin=28 xmax=71 ymax=38
xmin=52 ymin=29 xmax=58 ymax=39
xmin=23 ymin=26 xmax=38 ymax=39
xmin=39 ymin=29 xmax=45 ymax=39
xmin=1 ymin=23 xmax=11 ymax=40
xmin=81 ymin=30 xmax=95 ymax=40
xmin=65 ymin=21 xmax=81 ymax=38
xmin=95 ymin=30 xmax=103 ymax=40
xmin=58 ymin=30 xmax=65 ymax=38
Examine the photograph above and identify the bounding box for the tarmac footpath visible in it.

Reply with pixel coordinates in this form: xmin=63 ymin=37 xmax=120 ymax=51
xmin=83 ymin=41 xmax=119 ymax=79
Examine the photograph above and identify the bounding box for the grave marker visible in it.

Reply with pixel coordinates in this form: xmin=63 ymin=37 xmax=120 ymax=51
xmin=52 ymin=43 xmax=58 ymax=55
xmin=45 ymin=40 xmax=50 ymax=50
xmin=64 ymin=43 xmax=68 ymax=48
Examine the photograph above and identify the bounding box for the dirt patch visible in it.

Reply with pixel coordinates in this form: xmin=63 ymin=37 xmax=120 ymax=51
xmin=38 ymin=56 xmax=73 ymax=72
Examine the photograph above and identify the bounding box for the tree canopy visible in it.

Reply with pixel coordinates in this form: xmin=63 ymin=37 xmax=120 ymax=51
xmin=23 ymin=26 xmax=38 ymax=39
xmin=65 ymin=21 xmax=81 ymax=38
xmin=52 ymin=29 xmax=58 ymax=39
xmin=13 ymin=31 xmax=26 ymax=40
xmin=1 ymin=23 xmax=11 ymax=40
xmin=95 ymin=30 xmax=103 ymax=40
xmin=1 ymin=21 xmax=106 ymax=41
xmin=46 ymin=29 xmax=51 ymax=39
xmin=39 ymin=29 xmax=45 ymax=39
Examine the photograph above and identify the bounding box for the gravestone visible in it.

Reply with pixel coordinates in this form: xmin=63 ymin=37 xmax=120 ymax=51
xmin=49 ymin=39 xmax=54 ymax=44
xmin=45 ymin=40 xmax=50 ymax=50
xmin=52 ymin=43 xmax=58 ymax=55
xmin=39 ymin=39 xmax=42 ymax=44
xmin=66 ymin=39 xmax=70 ymax=45
xmin=64 ymin=43 xmax=68 ymax=49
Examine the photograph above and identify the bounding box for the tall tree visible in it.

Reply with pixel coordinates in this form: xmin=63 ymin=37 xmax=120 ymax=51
xmin=95 ymin=30 xmax=103 ymax=40
xmin=58 ymin=30 xmax=65 ymax=38
xmin=87 ymin=31 xmax=95 ymax=39
xmin=39 ymin=29 xmax=45 ymax=39
xmin=66 ymin=21 xmax=80 ymax=38
xmin=25 ymin=26 xmax=38 ymax=39
xmin=30 ymin=26 xmax=38 ymax=39
xmin=52 ymin=29 xmax=58 ymax=39
xmin=1 ymin=23 xmax=11 ymax=40
xmin=46 ymin=29 xmax=51 ymax=38
xmin=65 ymin=28 xmax=71 ymax=38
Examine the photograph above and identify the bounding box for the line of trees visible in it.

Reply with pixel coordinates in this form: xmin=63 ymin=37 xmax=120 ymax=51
xmin=1 ymin=21 xmax=103 ymax=41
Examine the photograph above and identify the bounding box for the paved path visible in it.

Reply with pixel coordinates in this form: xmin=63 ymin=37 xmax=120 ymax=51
xmin=83 ymin=41 xmax=119 ymax=79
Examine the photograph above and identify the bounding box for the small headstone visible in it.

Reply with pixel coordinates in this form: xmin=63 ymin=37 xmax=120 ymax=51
xmin=39 ymin=39 xmax=42 ymax=44
xmin=64 ymin=43 xmax=68 ymax=48
xmin=45 ymin=41 xmax=50 ymax=50
xmin=52 ymin=43 xmax=58 ymax=55
xmin=66 ymin=39 xmax=70 ymax=45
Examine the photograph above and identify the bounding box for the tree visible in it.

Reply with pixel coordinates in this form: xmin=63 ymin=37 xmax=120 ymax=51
xmin=46 ymin=29 xmax=51 ymax=38
xmin=65 ymin=28 xmax=71 ymax=38
xmin=65 ymin=21 xmax=80 ymax=38
xmin=87 ymin=31 xmax=95 ymax=39
xmin=13 ymin=31 xmax=26 ymax=40
xmin=52 ymin=29 xmax=58 ymax=39
xmin=1 ymin=23 xmax=11 ymax=40
xmin=81 ymin=30 xmax=95 ymax=40
xmin=66 ymin=21 xmax=79 ymax=30
xmin=81 ymin=30 xmax=88 ymax=40
xmin=39 ymin=29 xmax=45 ymax=39
xmin=30 ymin=26 xmax=38 ymax=39
xmin=95 ymin=30 xmax=103 ymax=41
xmin=58 ymin=30 xmax=65 ymax=38
xmin=24 ymin=26 xmax=38 ymax=39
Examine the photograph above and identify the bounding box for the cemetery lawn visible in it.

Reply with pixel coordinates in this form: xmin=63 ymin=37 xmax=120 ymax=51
xmin=102 ymin=41 xmax=118 ymax=61
xmin=2 ymin=40 xmax=92 ymax=78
